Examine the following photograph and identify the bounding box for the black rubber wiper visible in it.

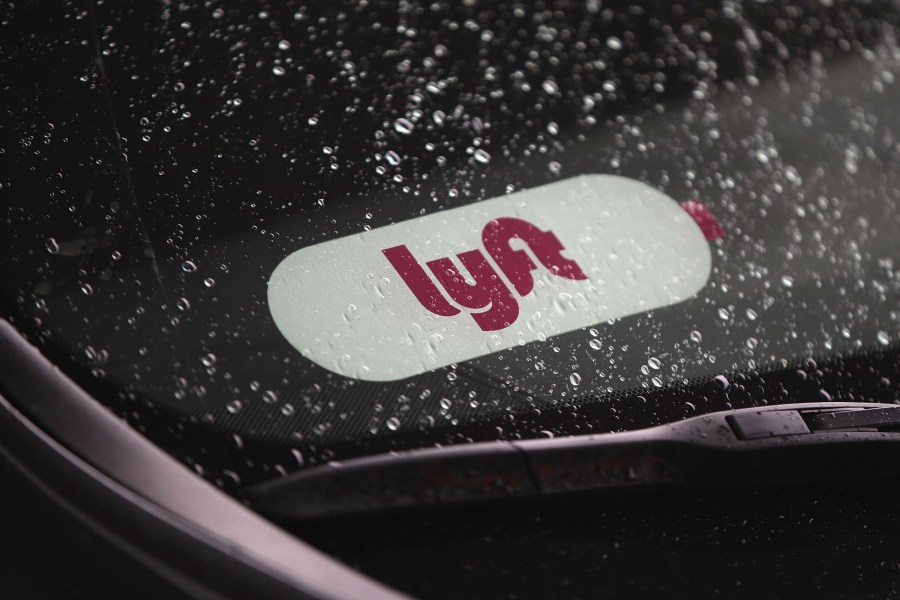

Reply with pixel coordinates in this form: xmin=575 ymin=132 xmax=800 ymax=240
xmin=250 ymin=403 xmax=900 ymax=519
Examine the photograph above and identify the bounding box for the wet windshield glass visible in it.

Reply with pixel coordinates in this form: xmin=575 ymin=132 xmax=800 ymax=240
xmin=2 ymin=1 xmax=900 ymax=476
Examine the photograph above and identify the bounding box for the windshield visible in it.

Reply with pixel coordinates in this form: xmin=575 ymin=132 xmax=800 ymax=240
xmin=3 ymin=0 xmax=900 ymax=481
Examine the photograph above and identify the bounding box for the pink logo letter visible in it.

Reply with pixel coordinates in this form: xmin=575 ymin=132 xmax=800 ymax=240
xmin=426 ymin=250 xmax=519 ymax=331
xmin=482 ymin=217 xmax=588 ymax=296
xmin=382 ymin=245 xmax=460 ymax=317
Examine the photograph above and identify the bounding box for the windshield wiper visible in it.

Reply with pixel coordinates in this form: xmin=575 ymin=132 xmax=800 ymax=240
xmin=250 ymin=403 xmax=900 ymax=519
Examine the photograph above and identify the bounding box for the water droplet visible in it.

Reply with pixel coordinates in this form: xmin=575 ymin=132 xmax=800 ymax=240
xmin=272 ymin=65 xmax=286 ymax=76
xmin=278 ymin=39 xmax=291 ymax=50
xmin=203 ymin=277 xmax=216 ymax=288
xmin=589 ymin=339 xmax=602 ymax=350
xmin=746 ymin=308 xmax=758 ymax=320
xmin=384 ymin=150 xmax=401 ymax=166
xmin=45 ymin=238 xmax=60 ymax=254
xmin=181 ymin=260 xmax=197 ymax=273
xmin=651 ymin=376 xmax=663 ymax=388
xmin=226 ymin=399 xmax=243 ymax=414
xmin=432 ymin=110 xmax=446 ymax=126
xmin=386 ymin=416 xmax=401 ymax=431
xmin=281 ymin=403 xmax=295 ymax=416
xmin=541 ymin=80 xmax=559 ymax=94
xmin=648 ymin=357 xmax=661 ymax=370
xmin=473 ymin=148 xmax=491 ymax=164
xmin=877 ymin=331 xmax=890 ymax=345
xmin=606 ymin=36 xmax=623 ymax=50
xmin=263 ymin=390 xmax=278 ymax=404
xmin=548 ymin=161 xmax=562 ymax=175
xmin=713 ymin=375 xmax=730 ymax=390
xmin=569 ymin=372 xmax=582 ymax=386
xmin=200 ymin=353 xmax=216 ymax=367
xmin=717 ymin=307 xmax=730 ymax=320
xmin=176 ymin=297 xmax=191 ymax=311
xmin=690 ymin=330 xmax=703 ymax=343
xmin=393 ymin=118 xmax=414 ymax=135
xmin=780 ymin=275 xmax=794 ymax=288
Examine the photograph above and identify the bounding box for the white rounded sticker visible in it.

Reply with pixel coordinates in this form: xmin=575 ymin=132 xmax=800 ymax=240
xmin=268 ymin=175 xmax=712 ymax=381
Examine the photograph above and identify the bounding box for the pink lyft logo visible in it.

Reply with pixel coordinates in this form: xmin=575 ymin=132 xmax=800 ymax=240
xmin=268 ymin=175 xmax=716 ymax=381
xmin=383 ymin=217 xmax=588 ymax=332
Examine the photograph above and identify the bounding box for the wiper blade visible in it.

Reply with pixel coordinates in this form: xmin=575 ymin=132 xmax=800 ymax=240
xmin=250 ymin=403 xmax=900 ymax=520
xmin=804 ymin=406 xmax=900 ymax=431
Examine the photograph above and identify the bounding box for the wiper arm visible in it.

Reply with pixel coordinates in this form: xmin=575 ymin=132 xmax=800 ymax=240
xmin=250 ymin=403 xmax=900 ymax=520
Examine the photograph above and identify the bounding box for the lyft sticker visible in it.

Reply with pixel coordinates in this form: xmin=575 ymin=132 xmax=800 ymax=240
xmin=268 ymin=175 xmax=713 ymax=381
